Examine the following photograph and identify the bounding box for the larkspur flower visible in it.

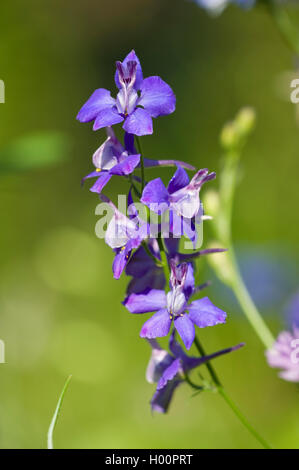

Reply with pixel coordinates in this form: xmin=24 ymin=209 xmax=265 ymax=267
xmin=140 ymin=165 xmax=215 ymax=245
xmin=266 ymin=295 xmax=299 ymax=382
xmin=147 ymin=331 xmax=244 ymax=413
xmin=141 ymin=165 xmax=215 ymax=219
xmin=266 ymin=326 xmax=299 ymax=382
xmin=77 ymin=50 xmax=176 ymax=136
xmin=101 ymin=194 xmax=149 ymax=279
xmin=124 ymin=260 xmax=226 ymax=349
xmin=82 ymin=127 xmax=195 ymax=194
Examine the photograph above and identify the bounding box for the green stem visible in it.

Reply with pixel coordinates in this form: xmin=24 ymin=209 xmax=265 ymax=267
xmin=135 ymin=136 xmax=145 ymax=192
xmin=193 ymin=337 xmax=271 ymax=449
xmin=261 ymin=0 xmax=299 ymax=56
xmin=157 ymin=235 xmax=170 ymax=283
xmin=194 ymin=336 xmax=221 ymax=387
xmin=228 ymin=249 xmax=275 ymax=350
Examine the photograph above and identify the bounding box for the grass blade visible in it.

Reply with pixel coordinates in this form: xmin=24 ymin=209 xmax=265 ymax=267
xmin=47 ymin=375 xmax=72 ymax=449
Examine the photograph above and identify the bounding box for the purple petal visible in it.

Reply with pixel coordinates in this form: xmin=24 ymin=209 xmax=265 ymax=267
xmin=93 ymin=107 xmax=124 ymax=131
xmin=81 ymin=169 xmax=102 ymax=185
xmin=110 ymin=154 xmax=140 ymax=176
xmin=183 ymin=263 xmax=195 ymax=300
xmin=127 ymin=269 xmax=165 ymax=295
xmin=183 ymin=343 xmax=245 ymax=372
xmin=124 ymin=289 xmax=166 ymax=314
xmin=112 ymin=239 xmax=141 ymax=279
xmin=113 ymin=246 xmax=130 ymax=280
xmin=76 ymin=88 xmax=116 ymax=122
xmin=151 ymin=380 xmax=181 ymax=414
xmin=141 ymin=178 xmax=169 ymax=211
xmin=124 ymin=132 xmax=137 ymax=154
xmin=174 ymin=315 xmax=195 ymax=350
xmin=157 ymin=358 xmax=181 ymax=390
xmin=188 ymin=297 xmax=227 ymax=328
xmin=123 ymin=108 xmax=153 ymax=136
xmin=167 ymin=166 xmax=189 ymax=194
xmin=125 ymin=245 xmax=156 ymax=277
xmin=146 ymin=341 xmax=174 ymax=384
xmin=140 ymin=308 xmax=172 ymax=339
xmin=92 ymin=130 xmax=123 ymax=169
xmin=114 ymin=50 xmax=143 ymax=90
xmin=139 ymin=76 xmax=176 ymax=118
xmin=90 ymin=172 xmax=112 ymax=193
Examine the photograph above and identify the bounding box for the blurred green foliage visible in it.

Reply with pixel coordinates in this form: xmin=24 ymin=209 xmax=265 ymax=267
xmin=0 ymin=0 xmax=298 ymax=449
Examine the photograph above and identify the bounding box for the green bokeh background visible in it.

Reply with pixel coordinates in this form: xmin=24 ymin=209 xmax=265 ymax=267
xmin=0 ymin=0 xmax=298 ymax=449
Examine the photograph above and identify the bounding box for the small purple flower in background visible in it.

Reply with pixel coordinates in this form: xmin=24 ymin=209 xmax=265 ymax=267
xmin=77 ymin=50 xmax=176 ymax=136
xmin=266 ymin=327 xmax=299 ymax=382
xmin=147 ymin=331 xmax=244 ymax=413
xmin=124 ymin=260 xmax=226 ymax=349
xmin=266 ymin=293 xmax=299 ymax=382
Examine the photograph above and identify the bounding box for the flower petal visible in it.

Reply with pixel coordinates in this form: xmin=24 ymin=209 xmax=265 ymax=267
xmin=114 ymin=50 xmax=143 ymax=90
xmin=188 ymin=297 xmax=227 ymax=328
xmin=89 ymin=172 xmax=112 ymax=193
xmin=109 ymin=154 xmax=140 ymax=176
xmin=92 ymin=130 xmax=123 ymax=170
xmin=167 ymin=166 xmax=190 ymax=194
xmin=174 ymin=314 xmax=195 ymax=350
xmin=93 ymin=107 xmax=124 ymax=131
xmin=77 ymin=89 xmax=116 ymax=122
xmin=151 ymin=380 xmax=181 ymax=414
xmin=157 ymin=358 xmax=181 ymax=390
xmin=123 ymin=108 xmax=153 ymax=136
xmin=146 ymin=340 xmax=174 ymax=384
xmin=183 ymin=343 xmax=245 ymax=372
xmin=141 ymin=178 xmax=169 ymax=211
xmin=140 ymin=308 xmax=172 ymax=338
xmin=124 ymin=289 xmax=166 ymax=314
xmin=139 ymin=76 xmax=176 ymax=118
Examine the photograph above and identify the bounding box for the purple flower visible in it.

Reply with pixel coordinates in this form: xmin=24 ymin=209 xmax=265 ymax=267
xmin=266 ymin=326 xmax=299 ymax=382
xmin=101 ymin=194 xmax=149 ymax=279
xmin=82 ymin=128 xmax=141 ymax=194
xmin=77 ymin=50 xmax=176 ymax=136
xmin=266 ymin=295 xmax=299 ymax=382
xmin=141 ymin=166 xmax=215 ymax=219
xmin=147 ymin=332 xmax=244 ymax=413
xmin=124 ymin=261 xmax=227 ymax=349
xmin=140 ymin=166 xmax=215 ymax=245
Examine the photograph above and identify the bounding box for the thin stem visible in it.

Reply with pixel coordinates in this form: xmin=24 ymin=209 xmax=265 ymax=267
xmin=157 ymin=235 xmax=170 ymax=283
xmin=194 ymin=336 xmax=221 ymax=387
xmin=228 ymin=249 xmax=275 ymax=350
xmin=261 ymin=0 xmax=299 ymax=56
xmin=193 ymin=337 xmax=271 ymax=449
xmin=218 ymin=387 xmax=272 ymax=449
xmin=135 ymin=136 xmax=145 ymax=192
